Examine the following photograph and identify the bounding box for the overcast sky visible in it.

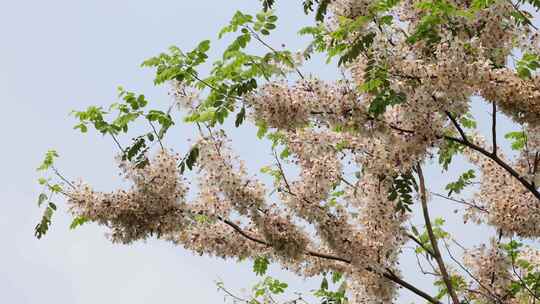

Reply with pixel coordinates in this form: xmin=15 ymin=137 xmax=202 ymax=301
xmin=0 ymin=1 xmax=523 ymax=303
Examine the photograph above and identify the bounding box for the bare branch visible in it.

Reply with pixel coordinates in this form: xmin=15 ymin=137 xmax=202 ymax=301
xmin=430 ymin=192 xmax=488 ymax=213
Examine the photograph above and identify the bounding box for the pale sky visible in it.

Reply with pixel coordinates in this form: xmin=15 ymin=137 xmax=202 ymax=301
xmin=0 ymin=1 xmax=520 ymax=303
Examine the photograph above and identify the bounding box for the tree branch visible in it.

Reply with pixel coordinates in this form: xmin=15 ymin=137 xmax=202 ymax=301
xmin=444 ymin=111 xmax=540 ymax=201
xmin=244 ymin=26 xmax=306 ymax=80
xmin=383 ymin=269 xmax=443 ymax=304
xmin=430 ymin=192 xmax=488 ymax=213
xmin=492 ymin=101 xmax=497 ymax=156
xmin=218 ymin=216 xmax=442 ymax=304
xmin=445 ymin=111 xmax=468 ymax=142
xmin=416 ymin=164 xmax=461 ymax=304
xmin=407 ymin=233 xmax=436 ymax=257
xmin=442 ymin=241 xmax=503 ymax=303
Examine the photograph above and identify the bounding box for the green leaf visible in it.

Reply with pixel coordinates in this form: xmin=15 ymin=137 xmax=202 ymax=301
xmin=459 ymin=113 xmax=477 ymax=129
xmin=184 ymin=146 xmax=200 ymax=172
xmin=470 ymin=0 xmax=495 ymax=10
xmin=315 ymin=0 xmax=331 ymax=22
xmin=34 ymin=203 xmax=56 ymax=239
xmin=438 ymin=138 xmax=464 ymax=171
xmin=379 ymin=15 xmax=393 ymax=25
xmin=264 ymin=23 xmax=276 ymax=30
xmin=37 ymin=193 xmax=47 ymax=207
xmin=279 ymin=147 xmax=290 ymax=159
xmin=194 ymin=107 xmax=217 ymax=122
xmin=331 ymin=272 xmax=343 ymax=283
xmin=37 ymin=150 xmax=59 ymax=171
xmin=256 ymin=121 xmax=268 ymax=139
xmin=197 ymin=40 xmax=211 ymax=53
xmin=320 ymin=277 xmax=329 ymax=290
xmin=338 ymin=32 xmax=375 ymax=66
xmin=122 ymin=136 xmax=148 ymax=165
xmin=260 ymin=0 xmax=276 ymax=11
xmin=74 ymin=123 xmax=88 ymax=133
xmin=445 ymin=169 xmax=476 ymax=196
xmin=387 ymin=172 xmax=416 ymax=213
xmin=516 ymin=53 xmax=540 ymax=79
xmin=70 ymin=216 xmax=89 ymax=230
xmin=235 ymin=107 xmax=246 ymax=127
xmin=253 ymin=256 xmax=269 ymax=276
xmin=504 ymin=131 xmax=527 ymax=151
xmin=48 ymin=184 xmax=63 ymax=193
xmin=266 ymin=277 xmax=288 ymax=294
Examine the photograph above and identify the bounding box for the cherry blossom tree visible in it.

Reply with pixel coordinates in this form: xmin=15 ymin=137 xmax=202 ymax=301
xmin=34 ymin=0 xmax=540 ymax=303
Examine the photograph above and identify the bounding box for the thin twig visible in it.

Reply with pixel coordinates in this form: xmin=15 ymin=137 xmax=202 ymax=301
xmin=407 ymin=233 xmax=436 ymax=257
xmin=244 ymin=26 xmax=306 ymax=80
xmin=430 ymin=192 xmax=488 ymax=213
xmin=506 ymin=0 xmax=539 ymax=30
xmin=443 ymin=241 xmax=503 ymax=303
xmin=492 ymin=101 xmax=497 ymax=156
xmin=511 ymin=263 xmax=540 ymax=302
xmin=52 ymin=166 xmax=75 ymax=189
xmin=445 ymin=111 xmax=469 ymax=142
xmin=216 ymin=281 xmax=250 ymax=303
xmin=415 ymin=251 xmax=438 ymax=276
xmin=274 ymin=151 xmax=292 ymax=192
xmin=110 ymin=133 xmax=124 ymax=152
xmin=219 ymin=217 xmax=349 ymax=263
xmin=148 ymin=121 xmax=165 ymax=150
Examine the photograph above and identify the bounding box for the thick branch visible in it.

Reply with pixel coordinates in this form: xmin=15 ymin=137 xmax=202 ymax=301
xmin=383 ymin=270 xmax=443 ymax=304
xmin=444 ymin=134 xmax=540 ymax=201
xmin=218 ymin=216 xmax=442 ymax=304
xmin=314 ymin=108 xmax=540 ymax=202
xmin=416 ymin=164 xmax=461 ymax=304
xmin=220 ymin=217 xmax=350 ymax=263
xmin=443 ymin=111 xmax=540 ymax=201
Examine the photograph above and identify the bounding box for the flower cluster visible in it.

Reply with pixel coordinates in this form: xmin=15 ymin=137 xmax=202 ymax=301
xmin=463 ymin=135 xmax=540 ymax=237
xmin=170 ymin=80 xmax=201 ymax=112
xmin=60 ymin=0 xmax=540 ymax=302
xmin=463 ymin=241 xmax=512 ymax=301
xmin=196 ymin=134 xmax=312 ymax=261
xmin=246 ymin=79 xmax=363 ymax=131
xmin=330 ymin=0 xmax=371 ymax=19
xmin=67 ymin=150 xmax=188 ymax=243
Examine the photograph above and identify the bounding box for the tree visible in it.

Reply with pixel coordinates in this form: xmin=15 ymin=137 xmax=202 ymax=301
xmin=34 ymin=0 xmax=540 ymax=303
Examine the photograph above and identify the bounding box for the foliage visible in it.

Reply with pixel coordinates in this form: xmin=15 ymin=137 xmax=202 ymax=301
xmin=516 ymin=53 xmax=540 ymax=79
xmin=33 ymin=1 xmax=540 ymax=304
xmin=505 ymin=131 xmax=528 ymax=151
xmin=413 ymin=217 xmax=449 ymax=255
xmin=445 ymin=169 xmax=475 ymax=196
xmin=253 ymin=256 xmax=270 ymax=276
xmin=438 ymin=139 xmax=465 ymax=171
xmin=387 ymin=172 xmax=417 ymax=213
